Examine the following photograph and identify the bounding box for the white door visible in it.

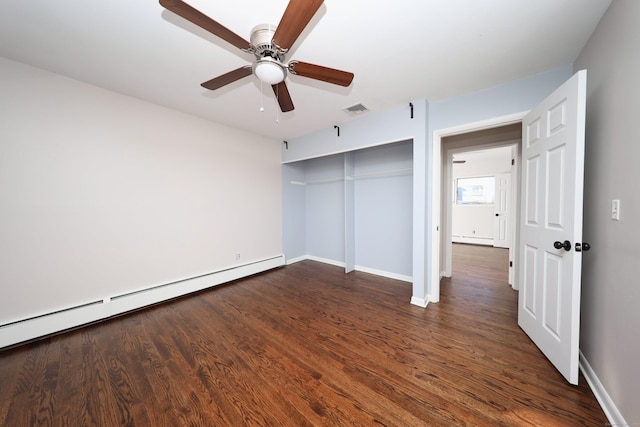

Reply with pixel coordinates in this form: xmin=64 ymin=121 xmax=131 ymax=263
xmin=518 ymin=70 xmax=587 ymax=385
xmin=493 ymin=173 xmax=510 ymax=248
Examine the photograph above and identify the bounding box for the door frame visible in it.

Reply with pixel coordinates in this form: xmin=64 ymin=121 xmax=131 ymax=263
xmin=431 ymin=111 xmax=527 ymax=302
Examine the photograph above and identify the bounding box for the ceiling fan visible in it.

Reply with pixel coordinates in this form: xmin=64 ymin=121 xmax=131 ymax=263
xmin=159 ymin=0 xmax=355 ymax=112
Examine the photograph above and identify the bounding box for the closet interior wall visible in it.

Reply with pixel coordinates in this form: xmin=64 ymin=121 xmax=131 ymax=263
xmin=283 ymin=140 xmax=413 ymax=281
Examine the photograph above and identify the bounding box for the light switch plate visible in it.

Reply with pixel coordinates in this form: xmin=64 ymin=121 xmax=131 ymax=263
xmin=611 ymin=199 xmax=620 ymax=221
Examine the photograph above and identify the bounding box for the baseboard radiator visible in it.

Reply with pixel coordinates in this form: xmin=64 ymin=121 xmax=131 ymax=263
xmin=0 ymin=255 xmax=285 ymax=349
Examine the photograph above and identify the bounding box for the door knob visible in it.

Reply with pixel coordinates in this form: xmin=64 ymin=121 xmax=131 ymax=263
xmin=554 ymin=240 xmax=572 ymax=251
xmin=575 ymin=242 xmax=591 ymax=252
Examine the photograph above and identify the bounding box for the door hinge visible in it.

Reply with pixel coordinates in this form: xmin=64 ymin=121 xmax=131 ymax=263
xmin=510 ymin=261 xmax=513 ymax=267
xmin=511 ymin=159 xmax=515 ymax=166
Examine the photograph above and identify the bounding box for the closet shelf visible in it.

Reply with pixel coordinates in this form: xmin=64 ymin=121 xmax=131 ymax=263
xmin=348 ymin=168 xmax=413 ymax=180
xmin=290 ymin=168 xmax=413 ymax=186
xmin=290 ymin=177 xmax=344 ymax=186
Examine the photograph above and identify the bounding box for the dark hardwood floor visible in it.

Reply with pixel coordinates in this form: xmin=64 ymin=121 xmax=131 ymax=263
xmin=0 ymin=244 xmax=608 ymax=426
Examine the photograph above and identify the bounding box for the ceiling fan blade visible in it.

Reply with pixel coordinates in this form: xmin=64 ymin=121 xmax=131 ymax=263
xmin=201 ymin=66 xmax=253 ymax=90
xmin=272 ymin=81 xmax=295 ymax=112
xmin=289 ymin=61 xmax=354 ymax=87
xmin=159 ymin=0 xmax=250 ymax=50
xmin=272 ymin=0 xmax=324 ymax=51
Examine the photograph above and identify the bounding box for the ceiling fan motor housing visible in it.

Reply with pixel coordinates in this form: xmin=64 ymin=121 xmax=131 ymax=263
xmin=250 ymin=24 xmax=285 ymax=60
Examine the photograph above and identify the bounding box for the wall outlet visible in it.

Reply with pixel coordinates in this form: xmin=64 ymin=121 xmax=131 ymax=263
xmin=236 ymin=253 xmax=241 ymax=260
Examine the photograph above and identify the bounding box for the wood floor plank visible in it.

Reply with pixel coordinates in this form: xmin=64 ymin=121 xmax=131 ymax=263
xmin=0 ymin=344 xmax=29 ymax=423
xmin=0 ymin=244 xmax=608 ymax=426
xmin=216 ymin=287 xmax=433 ymax=426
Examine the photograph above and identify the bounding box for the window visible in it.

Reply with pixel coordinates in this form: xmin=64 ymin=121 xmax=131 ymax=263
xmin=455 ymin=176 xmax=495 ymax=205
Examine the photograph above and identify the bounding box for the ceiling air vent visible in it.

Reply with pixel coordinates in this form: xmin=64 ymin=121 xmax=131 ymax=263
xmin=343 ymin=103 xmax=369 ymax=115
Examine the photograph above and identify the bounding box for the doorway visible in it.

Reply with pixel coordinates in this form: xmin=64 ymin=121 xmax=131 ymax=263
xmin=444 ymin=139 xmax=519 ymax=287
xmin=430 ymin=71 xmax=587 ymax=384
xmin=430 ymin=112 xmax=527 ymax=303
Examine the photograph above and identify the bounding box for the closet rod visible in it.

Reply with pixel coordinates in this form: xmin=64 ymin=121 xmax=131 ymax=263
xmin=290 ymin=177 xmax=345 ymax=186
xmin=347 ymin=168 xmax=413 ymax=180
xmin=290 ymin=168 xmax=413 ymax=186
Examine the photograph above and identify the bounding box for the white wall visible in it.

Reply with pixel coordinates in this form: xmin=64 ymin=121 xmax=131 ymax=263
xmin=451 ymin=205 xmax=494 ymax=242
xmin=0 ymin=57 xmax=282 ymax=329
xmin=451 ymin=147 xmax=512 ymax=243
xmin=574 ymin=1 xmax=640 ymax=424
xmin=452 ymin=148 xmax=512 ymax=177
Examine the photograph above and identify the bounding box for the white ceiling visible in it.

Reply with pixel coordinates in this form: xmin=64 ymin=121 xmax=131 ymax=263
xmin=0 ymin=0 xmax=611 ymax=141
xmin=453 ymin=146 xmax=512 ymax=164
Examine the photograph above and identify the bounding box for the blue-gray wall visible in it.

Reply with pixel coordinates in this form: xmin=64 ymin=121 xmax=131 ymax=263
xmin=282 ymin=162 xmax=306 ymax=262
xmin=283 ymin=143 xmax=413 ymax=280
xmin=283 ymin=101 xmax=429 ymax=301
xmin=283 ymin=66 xmax=572 ymax=303
xmin=429 ymin=64 xmax=573 ymax=132
xmin=304 ymin=154 xmax=345 ymax=264
xmin=354 ymin=141 xmax=413 ymax=277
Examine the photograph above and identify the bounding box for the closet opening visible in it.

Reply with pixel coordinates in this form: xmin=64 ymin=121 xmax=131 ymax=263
xmin=282 ymin=139 xmax=414 ymax=283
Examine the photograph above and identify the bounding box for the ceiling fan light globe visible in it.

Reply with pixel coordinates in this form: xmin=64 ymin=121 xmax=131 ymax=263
xmin=255 ymin=60 xmax=285 ymax=85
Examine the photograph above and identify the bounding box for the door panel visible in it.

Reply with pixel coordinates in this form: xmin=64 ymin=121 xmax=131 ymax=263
xmin=493 ymin=173 xmax=510 ymax=248
xmin=518 ymin=70 xmax=586 ymax=385
xmin=522 ymin=244 xmax=537 ymax=316
xmin=546 ymin=146 xmax=565 ymax=229
xmin=543 ymin=252 xmax=562 ymax=338
xmin=525 ymin=155 xmax=540 ymax=226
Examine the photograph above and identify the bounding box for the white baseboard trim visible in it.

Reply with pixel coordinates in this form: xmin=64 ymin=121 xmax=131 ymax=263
xmin=0 ymin=255 xmax=285 ymax=349
xmin=354 ymin=265 xmax=412 ymax=283
xmin=291 ymin=256 xmax=413 ymax=284
xmin=410 ymin=295 xmax=429 ymax=308
xmin=285 ymin=255 xmax=425 ymax=308
xmin=579 ymin=350 xmax=627 ymax=427
xmin=452 ymin=236 xmax=493 ymax=246
xmin=305 ymin=255 xmax=346 ymax=268
xmin=285 ymin=255 xmax=308 ymax=265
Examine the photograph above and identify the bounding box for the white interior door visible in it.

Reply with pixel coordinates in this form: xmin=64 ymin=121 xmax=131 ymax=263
xmin=493 ymin=173 xmax=510 ymax=248
xmin=518 ymin=70 xmax=587 ymax=385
